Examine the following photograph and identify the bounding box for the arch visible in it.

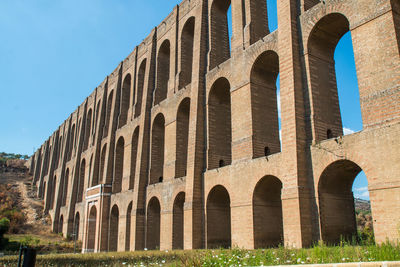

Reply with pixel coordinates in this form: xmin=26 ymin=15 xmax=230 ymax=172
xmin=57 ymin=136 xmax=63 ymax=167
xmin=250 ymin=51 xmax=281 ymax=158
xmin=253 ymin=175 xmax=283 ymax=248
xmin=87 ymin=205 xmax=97 ymax=251
xmin=42 ymin=181 xmax=46 ymax=200
xmin=88 ymin=154 xmax=93 ymax=187
xmin=103 ymin=90 xmax=114 ymax=138
xmin=109 ymin=205 xmax=119 ymax=251
xmin=94 ymin=100 xmax=101 ymax=144
xmin=130 ymin=127 xmax=139 ymax=190
xmin=74 ymin=212 xmax=80 ymax=241
xmin=84 ymin=109 xmax=93 ymax=150
xmin=119 ymin=74 xmax=131 ymax=128
xmin=209 ymin=0 xmax=231 ymax=70
xmin=172 ymin=192 xmax=185 ymax=249
xmin=59 ymin=215 xmax=64 ymax=234
xmin=150 ymin=114 xmax=165 ymax=184
xmin=179 ymin=17 xmax=195 ymax=89
xmin=155 ymin=40 xmax=170 ymax=105
xmin=51 ymin=176 xmax=57 ymax=209
xmin=97 ymin=144 xmax=107 ymax=185
xmin=208 ymin=77 xmax=232 ymax=170
xmin=318 ymin=159 xmax=365 ymax=244
xmin=307 ymin=13 xmax=355 ymax=142
xmin=126 ymin=202 xmax=133 ymax=251
xmin=175 ymin=98 xmax=190 ymax=178
xmin=68 ymin=124 xmax=75 ymax=161
xmin=206 ymin=185 xmax=231 ymax=248
xmin=146 ymin=197 xmax=161 ymax=250
xmin=62 ymin=169 xmax=69 ymax=207
xmin=77 ymin=159 xmax=85 ymax=203
xmin=135 ymin=59 xmax=146 ymax=118
xmin=113 ymin=137 xmax=124 ymax=193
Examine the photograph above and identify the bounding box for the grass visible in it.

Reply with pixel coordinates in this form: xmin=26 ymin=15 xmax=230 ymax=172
xmin=1 ymin=242 xmax=400 ymax=266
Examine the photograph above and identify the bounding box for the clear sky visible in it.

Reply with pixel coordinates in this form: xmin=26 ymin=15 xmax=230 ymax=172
xmin=0 ymin=0 xmax=368 ymax=199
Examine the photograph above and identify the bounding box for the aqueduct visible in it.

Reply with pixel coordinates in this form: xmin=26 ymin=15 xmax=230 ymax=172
xmin=28 ymin=0 xmax=400 ymax=251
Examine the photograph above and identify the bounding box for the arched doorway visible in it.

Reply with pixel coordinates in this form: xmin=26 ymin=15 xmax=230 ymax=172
xmin=172 ymin=192 xmax=185 ymax=249
xmin=146 ymin=197 xmax=161 ymax=250
xmin=109 ymin=205 xmax=119 ymax=251
xmin=87 ymin=206 xmax=97 ymax=252
xmin=126 ymin=202 xmax=133 ymax=251
xmin=74 ymin=212 xmax=80 ymax=241
xmin=318 ymin=160 xmax=372 ymax=244
xmin=206 ymin=185 xmax=231 ymax=248
xmin=253 ymin=175 xmax=283 ymax=248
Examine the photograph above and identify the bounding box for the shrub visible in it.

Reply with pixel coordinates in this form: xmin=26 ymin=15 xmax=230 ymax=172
xmin=0 ymin=217 xmax=10 ymax=238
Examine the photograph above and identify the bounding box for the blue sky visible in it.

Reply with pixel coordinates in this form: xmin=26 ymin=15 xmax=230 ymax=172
xmin=0 ymin=0 xmax=368 ymax=199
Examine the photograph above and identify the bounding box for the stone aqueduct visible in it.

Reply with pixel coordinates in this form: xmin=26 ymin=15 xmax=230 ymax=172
xmin=27 ymin=0 xmax=400 ymax=252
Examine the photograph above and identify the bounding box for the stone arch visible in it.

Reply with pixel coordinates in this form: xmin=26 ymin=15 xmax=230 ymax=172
xmin=74 ymin=212 xmax=80 ymax=241
xmin=172 ymin=192 xmax=185 ymax=249
xmin=113 ymin=137 xmax=124 ymax=193
xmin=146 ymin=197 xmax=161 ymax=250
xmin=179 ymin=17 xmax=195 ymax=90
xmin=307 ymin=13 xmax=357 ymax=142
xmin=94 ymin=100 xmax=101 ymax=145
xmin=126 ymin=202 xmax=133 ymax=251
xmin=150 ymin=113 xmax=165 ymax=184
xmin=208 ymin=77 xmax=232 ymax=170
xmin=103 ymin=90 xmax=114 ymax=138
xmin=68 ymin=124 xmax=75 ymax=161
xmin=318 ymin=159 xmax=368 ymax=244
xmin=77 ymin=159 xmax=85 ymax=203
xmin=250 ymin=50 xmax=281 ymax=158
xmin=175 ymin=98 xmax=190 ymax=178
xmin=57 ymin=136 xmax=63 ymax=167
xmin=206 ymin=185 xmax=231 ymax=248
xmin=87 ymin=205 xmax=97 ymax=251
xmin=135 ymin=59 xmax=146 ymax=118
xmin=130 ymin=127 xmax=139 ymax=190
xmin=84 ymin=109 xmax=93 ymax=150
xmin=62 ymin=168 xmax=69 ymax=207
xmin=42 ymin=181 xmax=46 ymax=200
xmin=119 ymin=74 xmax=131 ymax=128
xmin=209 ymin=0 xmax=231 ymax=70
xmin=109 ymin=204 xmax=119 ymax=251
xmin=253 ymin=175 xmax=283 ymax=248
xmin=51 ymin=176 xmax=57 ymax=209
xmin=59 ymin=215 xmax=64 ymax=234
xmin=155 ymin=40 xmax=170 ymax=105
xmin=98 ymin=144 xmax=107 ymax=185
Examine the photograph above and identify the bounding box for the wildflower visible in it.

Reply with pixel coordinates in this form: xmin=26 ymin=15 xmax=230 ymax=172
xmin=161 ymin=260 xmax=165 ymax=263
xmin=297 ymin=258 xmax=301 ymax=263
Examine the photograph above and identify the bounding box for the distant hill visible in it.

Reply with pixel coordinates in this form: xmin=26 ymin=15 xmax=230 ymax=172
xmin=355 ymin=198 xmax=371 ymax=213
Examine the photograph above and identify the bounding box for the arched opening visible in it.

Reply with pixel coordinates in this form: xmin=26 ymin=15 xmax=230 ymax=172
xmin=266 ymin=0 xmax=278 ymax=33
xmin=51 ymin=176 xmax=57 ymax=209
xmin=109 ymin=205 xmax=119 ymax=251
xmin=62 ymin=169 xmax=69 ymax=207
xmin=146 ymin=197 xmax=161 ymax=250
xmin=253 ymin=175 xmax=283 ymax=248
xmin=113 ymin=137 xmax=124 ymax=193
xmin=209 ymin=0 xmax=231 ymax=70
xmin=94 ymin=101 xmax=101 ymax=145
xmin=155 ymin=40 xmax=170 ymax=105
xmin=68 ymin=124 xmax=75 ymax=161
xmin=126 ymin=202 xmax=132 ymax=251
xmin=88 ymin=154 xmax=93 ymax=187
xmin=206 ymin=185 xmax=231 ymax=248
xmin=179 ymin=17 xmax=195 ymax=90
xmin=87 ymin=205 xmax=97 ymax=251
xmin=59 ymin=215 xmax=64 ymax=234
xmin=150 ymin=114 xmax=165 ymax=185
xmin=208 ymin=78 xmax=232 ymax=170
xmin=84 ymin=109 xmax=92 ymax=151
xmin=98 ymin=144 xmax=107 ymax=185
xmin=175 ymin=98 xmax=190 ymax=178
xmin=103 ymin=90 xmax=114 ymax=138
xmin=307 ymin=13 xmax=362 ymax=142
xmin=318 ymin=160 xmax=372 ymax=244
xmin=57 ymin=136 xmax=63 ymax=167
xmin=130 ymin=127 xmax=139 ymax=190
xmin=77 ymin=159 xmax=85 ymax=203
xmin=250 ymin=51 xmax=281 ymax=158
xmin=42 ymin=181 xmax=46 ymax=200
xmin=172 ymin=192 xmax=185 ymax=249
xmin=119 ymin=74 xmax=131 ymax=128
xmin=74 ymin=212 xmax=80 ymax=241
xmin=135 ymin=60 xmax=146 ymax=118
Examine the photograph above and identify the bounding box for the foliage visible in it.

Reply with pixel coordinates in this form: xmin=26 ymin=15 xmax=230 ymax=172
xmin=0 ymin=184 xmax=25 ymax=234
xmin=0 ymin=152 xmax=29 ymax=166
xmin=0 ymin=243 xmax=400 ymax=266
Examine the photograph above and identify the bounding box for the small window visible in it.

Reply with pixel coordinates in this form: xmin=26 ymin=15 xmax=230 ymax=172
xmin=264 ymin=147 xmax=270 ymax=157
xmin=219 ymin=160 xmax=225 ymax=168
xmin=327 ymin=129 xmax=333 ymax=139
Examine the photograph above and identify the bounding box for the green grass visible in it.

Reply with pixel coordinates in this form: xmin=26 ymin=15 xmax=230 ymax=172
xmin=1 ymin=242 xmax=400 ymax=266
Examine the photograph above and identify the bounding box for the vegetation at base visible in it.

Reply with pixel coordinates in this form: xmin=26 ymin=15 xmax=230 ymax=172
xmin=0 ymin=152 xmax=29 ymax=167
xmin=0 ymin=184 xmax=25 ymax=234
xmin=1 ymin=242 xmax=400 ymax=267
